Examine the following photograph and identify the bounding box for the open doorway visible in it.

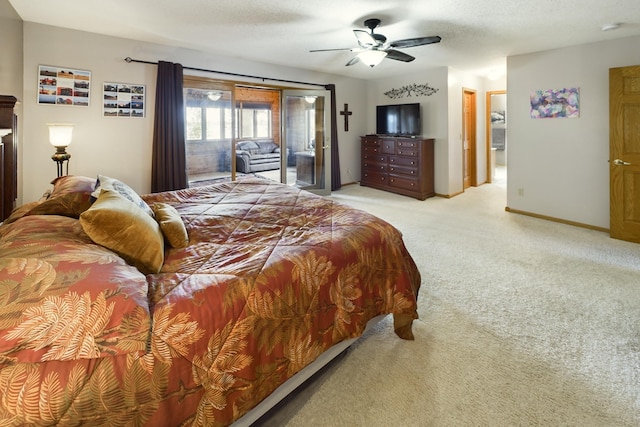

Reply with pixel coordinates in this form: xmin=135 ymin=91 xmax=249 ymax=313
xmin=485 ymin=90 xmax=507 ymax=185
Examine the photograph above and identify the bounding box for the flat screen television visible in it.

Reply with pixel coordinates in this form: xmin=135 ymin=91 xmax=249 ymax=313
xmin=376 ymin=103 xmax=421 ymax=136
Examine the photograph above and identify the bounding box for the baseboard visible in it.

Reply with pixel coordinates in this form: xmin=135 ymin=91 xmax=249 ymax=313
xmin=505 ymin=207 xmax=610 ymax=233
xmin=436 ymin=191 xmax=463 ymax=199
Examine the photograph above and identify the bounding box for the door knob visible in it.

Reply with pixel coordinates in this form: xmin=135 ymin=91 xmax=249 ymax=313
xmin=613 ymin=159 xmax=631 ymax=166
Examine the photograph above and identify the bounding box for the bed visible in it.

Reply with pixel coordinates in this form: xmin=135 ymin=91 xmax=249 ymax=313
xmin=0 ymin=174 xmax=421 ymax=426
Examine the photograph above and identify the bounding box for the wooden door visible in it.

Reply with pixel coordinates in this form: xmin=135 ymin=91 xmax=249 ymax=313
xmin=609 ymin=65 xmax=640 ymax=243
xmin=463 ymin=89 xmax=476 ymax=188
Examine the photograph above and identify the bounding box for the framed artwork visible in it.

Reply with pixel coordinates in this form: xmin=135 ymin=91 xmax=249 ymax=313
xmin=103 ymin=82 xmax=146 ymax=118
xmin=530 ymin=87 xmax=579 ymax=119
xmin=38 ymin=65 xmax=91 ymax=106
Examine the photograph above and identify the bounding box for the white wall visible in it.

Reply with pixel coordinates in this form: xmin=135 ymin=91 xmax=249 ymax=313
xmin=366 ymin=68 xmax=450 ymax=195
xmin=507 ymin=35 xmax=640 ymax=228
xmin=0 ymin=0 xmax=22 ymax=95
xmin=21 ymin=23 xmax=367 ymax=203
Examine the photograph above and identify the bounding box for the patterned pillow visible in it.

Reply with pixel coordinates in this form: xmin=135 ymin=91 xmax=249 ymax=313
xmin=80 ymin=189 xmax=164 ymax=274
xmin=27 ymin=175 xmax=97 ymax=219
xmin=92 ymin=175 xmax=154 ymax=217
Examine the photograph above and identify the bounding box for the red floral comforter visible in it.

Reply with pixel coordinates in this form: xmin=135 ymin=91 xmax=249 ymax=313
xmin=0 ymin=178 xmax=420 ymax=426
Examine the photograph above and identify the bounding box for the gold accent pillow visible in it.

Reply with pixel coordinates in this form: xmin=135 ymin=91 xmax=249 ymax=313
xmin=152 ymin=202 xmax=189 ymax=248
xmin=80 ymin=189 xmax=164 ymax=274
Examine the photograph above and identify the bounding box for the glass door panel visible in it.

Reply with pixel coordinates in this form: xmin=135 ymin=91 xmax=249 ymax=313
xmin=183 ymin=87 xmax=234 ymax=185
xmin=234 ymin=87 xmax=281 ymax=182
xmin=283 ymin=90 xmax=331 ymax=195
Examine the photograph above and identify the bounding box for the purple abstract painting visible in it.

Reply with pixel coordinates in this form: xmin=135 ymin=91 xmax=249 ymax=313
xmin=530 ymin=87 xmax=580 ymax=119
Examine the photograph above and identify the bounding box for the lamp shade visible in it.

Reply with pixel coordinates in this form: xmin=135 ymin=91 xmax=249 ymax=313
xmin=358 ymin=50 xmax=387 ymax=67
xmin=0 ymin=128 xmax=11 ymax=137
xmin=304 ymin=96 xmax=317 ymax=104
xmin=48 ymin=123 xmax=74 ymax=147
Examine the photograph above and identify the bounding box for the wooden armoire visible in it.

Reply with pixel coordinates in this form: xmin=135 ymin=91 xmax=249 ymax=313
xmin=0 ymin=95 xmax=18 ymax=222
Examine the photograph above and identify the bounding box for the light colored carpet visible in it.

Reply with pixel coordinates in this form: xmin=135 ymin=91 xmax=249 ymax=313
xmin=261 ymin=168 xmax=640 ymax=426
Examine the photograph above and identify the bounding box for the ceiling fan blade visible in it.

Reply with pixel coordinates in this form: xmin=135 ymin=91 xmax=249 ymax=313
xmin=346 ymin=56 xmax=360 ymax=66
xmin=385 ymin=49 xmax=415 ymax=63
xmin=310 ymin=47 xmax=355 ymax=52
xmin=354 ymin=29 xmax=377 ymax=48
xmin=390 ymin=36 xmax=441 ymax=49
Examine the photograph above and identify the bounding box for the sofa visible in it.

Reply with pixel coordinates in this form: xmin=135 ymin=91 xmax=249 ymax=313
xmin=235 ymin=139 xmax=286 ymax=173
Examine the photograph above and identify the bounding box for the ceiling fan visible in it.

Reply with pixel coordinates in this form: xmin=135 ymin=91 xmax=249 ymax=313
xmin=310 ymin=18 xmax=441 ymax=67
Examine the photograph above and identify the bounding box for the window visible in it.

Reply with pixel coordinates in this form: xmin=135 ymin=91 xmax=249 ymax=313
xmin=184 ymin=92 xmax=233 ymax=142
xmin=185 ymin=97 xmax=272 ymax=141
xmin=237 ymin=103 xmax=272 ymax=139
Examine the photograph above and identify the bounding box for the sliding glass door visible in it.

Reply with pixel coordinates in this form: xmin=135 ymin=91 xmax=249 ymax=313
xmin=282 ymin=90 xmax=331 ymax=195
xmin=183 ymin=78 xmax=330 ymax=195
xmin=183 ymin=80 xmax=235 ymax=185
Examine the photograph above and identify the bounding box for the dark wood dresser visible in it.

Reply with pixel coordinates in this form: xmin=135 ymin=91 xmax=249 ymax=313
xmin=360 ymin=135 xmax=435 ymax=200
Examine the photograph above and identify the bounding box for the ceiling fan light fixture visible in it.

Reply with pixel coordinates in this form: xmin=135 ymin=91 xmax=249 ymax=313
xmin=207 ymin=91 xmax=222 ymax=101
xmin=358 ymin=50 xmax=387 ymax=67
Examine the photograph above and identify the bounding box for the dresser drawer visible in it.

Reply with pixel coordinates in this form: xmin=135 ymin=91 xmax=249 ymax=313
xmin=388 ymin=174 xmax=420 ymax=191
xmin=388 ymin=164 xmax=418 ymax=177
xmin=362 ymin=145 xmax=382 ymax=155
xmin=396 ymin=147 xmax=418 ymax=157
xmin=397 ymin=140 xmax=418 ymax=149
xmin=362 ymin=153 xmax=387 ymax=163
xmin=389 ymin=156 xmax=418 ymax=167
xmin=362 ymin=161 xmax=387 ymax=173
xmin=361 ymin=170 xmax=387 ymax=184
xmin=381 ymin=139 xmax=396 ymax=155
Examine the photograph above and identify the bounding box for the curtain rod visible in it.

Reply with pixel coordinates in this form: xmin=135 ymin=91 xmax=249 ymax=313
xmin=124 ymin=57 xmax=329 ymax=89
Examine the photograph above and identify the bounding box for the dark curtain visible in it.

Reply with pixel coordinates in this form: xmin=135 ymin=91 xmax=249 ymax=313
xmin=327 ymin=84 xmax=341 ymax=191
xmin=151 ymin=61 xmax=187 ymax=193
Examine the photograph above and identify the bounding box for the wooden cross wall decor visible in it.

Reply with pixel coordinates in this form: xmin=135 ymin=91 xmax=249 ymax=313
xmin=340 ymin=103 xmax=352 ymax=131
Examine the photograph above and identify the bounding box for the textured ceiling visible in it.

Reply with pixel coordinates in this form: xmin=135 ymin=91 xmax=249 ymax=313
xmin=8 ymin=0 xmax=640 ymax=80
